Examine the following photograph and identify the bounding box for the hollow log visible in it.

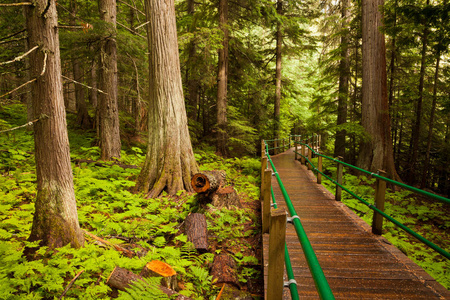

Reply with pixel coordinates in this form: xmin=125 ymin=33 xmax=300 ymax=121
xmin=185 ymin=213 xmax=208 ymax=252
xmin=191 ymin=170 xmax=226 ymax=193
xmin=211 ymin=254 xmax=240 ymax=288
xmin=106 ymin=266 xmax=142 ymax=291
xmin=140 ymin=260 xmax=177 ymax=291
xmin=211 ymin=186 xmax=242 ymax=209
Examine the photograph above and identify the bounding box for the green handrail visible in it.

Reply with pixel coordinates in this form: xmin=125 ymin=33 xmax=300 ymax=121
xmin=293 ymin=139 xmax=450 ymax=260
xmin=265 ymin=142 xmax=335 ymax=300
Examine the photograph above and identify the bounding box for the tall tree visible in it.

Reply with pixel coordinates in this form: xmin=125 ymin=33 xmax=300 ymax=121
xmin=98 ymin=0 xmax=121 ymax=160
xmin=216 ymin=0 xmax=229 ymax=156
xmin=25 ymin=0 xmax=84 ymax=249
xmin=357 ymin=0 xmax=399 ymax=180
xmin=334 ymin=0 xmax=350 ymax=159
xmin=136 ymin=0 xmax=198 ymax=197
xmin=274 ymin=0 xmax=282 ymax=143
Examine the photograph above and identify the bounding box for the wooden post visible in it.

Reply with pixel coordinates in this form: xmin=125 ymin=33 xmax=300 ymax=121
xmin=372 ymin=170 xmax=387 ymax=235
xmin=318 ymin=134 xmax=321 ymax=152
xmin=295 ymin=140 xmax=298 ymax=160
xmin=301 ymin=143 xmax=305 ymax=165
xmin=267 ymin=207 xmax=286 ymax=300
xmin=261 ymin=156 xmax=267 ymax=200
xmin=336 ymin=156 xmax=343 ymax=201
xmin=318 ymin=155 xmax=322 ymax=184
xmin=261 ymin=140 xmax=265 ymax=157
xmin=307 ymin=144 xmax=312 ymax=170
xmin=274 ymin=140 xmax=278 ymax=155
xmin=262 ymin=169 xmax=272 ymax=234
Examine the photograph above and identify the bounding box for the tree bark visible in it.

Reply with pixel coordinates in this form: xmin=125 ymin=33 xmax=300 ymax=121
xmin=334 ymin=0 xmax=350 ymax=159
xmin=216 ymin=0 xmax=229 ymax=156
xmin=98 ymin=0 xmax=121 ymax=160
xmin=107 ymin=266 xmax=143 ymax=291
xmin=357 ymin=0 xmax=399 ymax=181
xmin=185 ymin=213 xmax=208 ymax=252
xmin=211 ymin=254 xmax=239 ymax=288
xmin=186 ymin=0 xmax=200 ymax=123
xmin=25 ymin=0 xmax=84 ymax=249
xmin=136 ymin=0 xmax=198 ymax=197
xmin=274 ymin=0 xmax=282 ymax=142
xmin=191 ymin=170 xmax=226 ymax=193
xmin=407 ymin=5 xmax=429 ymax=185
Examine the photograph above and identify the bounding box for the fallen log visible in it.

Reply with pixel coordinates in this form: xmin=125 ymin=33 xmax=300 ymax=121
xmin=191 ymin=170 xmax=226 ymax=193
xmin=210 ymin=254 xmax=240 ymax=288
xmin=140 ymin=260 xmax=177 ymax=291
xmin=83 ymin=230 xmax=134 ymax=258
xmin=185 ymin=213 xmax=208 ymax=252
xmin=106 ymin=266 xmax=142 ymax=291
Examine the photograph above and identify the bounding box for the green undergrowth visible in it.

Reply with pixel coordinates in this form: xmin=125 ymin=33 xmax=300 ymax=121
xmin=0 ymin=104 xmax=262 ymax=299
xmin=312 ymin=156 xmax=450 ymax=290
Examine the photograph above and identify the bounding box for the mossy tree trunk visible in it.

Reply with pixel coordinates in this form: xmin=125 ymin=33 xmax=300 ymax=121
xmin=274 ymin=0 xmax=282 ymax=143
xmin=25 ymin=0 xmax=84 ymax=249
xmin=136 ymin=0 xmax=198 ymax=197
xmin=98 ymin=0 xmax=121 ymax=160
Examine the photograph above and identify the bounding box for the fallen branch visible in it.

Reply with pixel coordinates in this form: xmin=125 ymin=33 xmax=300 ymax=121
xmin=0 ymin=78 xmax=36 ymax=99
xmin=0 ymin=45 xmax=38 ymax=66
xmin=0 ymin=2 xmax=33 ymax=7
xmin=0 ymin=118 xmax=39 ymax=134
xmin=59 ymin=270 xmax=84 ymax=300
xmin=117 ymin=21 xmax=146 ymax=39
xmin=134 ymin=21 xmax=150 ymax=30
xmin=83 ymin=230 xmax=134 ymax=258
xmin=62 ymin=75 xmax=107 ymax=95
xmin=72 ymin=158 xmax=138 ymax=169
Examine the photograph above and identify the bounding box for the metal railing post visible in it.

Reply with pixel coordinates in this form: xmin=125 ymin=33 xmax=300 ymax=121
xmin=372 ymin=170 xmax=387 ymax=235
xmin=262 ymin=169 xmax=272 ymax=234
xmin=336 ymin=156 xmax=343 ymax=201
xmin=267 ymin=207 xmax=287 ymax=300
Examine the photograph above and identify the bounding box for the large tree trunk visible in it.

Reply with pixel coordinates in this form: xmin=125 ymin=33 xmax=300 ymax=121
xmin=334 ymin=0 xmax=350 ymax=159
xmin=216 ymin=0 xmax=229 ymax=156
xmin=187 ymin=0 xmax=200 ymax=123
xmin=98 ymin=0 xmax=121 ymax=160
xmin=357 ymin=0 xmax=399 ymax=180
xmin=274 ymin=0 xmax=282 ymax=143
xmin=420 ymin=51 xmax=440 ymax=188
xmin=25 ymin=0 xmax=84 ymax=249
xmin=136 ymin=0 xmax=198 ymax=197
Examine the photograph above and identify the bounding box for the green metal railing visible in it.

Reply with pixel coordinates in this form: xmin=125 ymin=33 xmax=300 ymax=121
xmin=264 ymin=140 xmax=335 ymax=300
xmin=293 ymin=136 xmax=450 ymax=260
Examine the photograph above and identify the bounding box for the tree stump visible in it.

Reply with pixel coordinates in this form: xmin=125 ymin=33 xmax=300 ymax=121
xmin=211 ymin=254 xmax=240 ymax=288
xmin=211 ymin=186 xmax=242 ymax=209
xmin=191 ymin=170 xmax=226 ymax=193
xmin=185 ymin=213 xmax=208 ymax=252
xmin=106 ymin=266 xmax=143 ymax=291
xmin=140 ymin=260 xmax=177 ymax=291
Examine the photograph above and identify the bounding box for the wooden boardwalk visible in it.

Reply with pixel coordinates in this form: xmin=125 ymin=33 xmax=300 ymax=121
xmin=262 ymin=148 xmax=450 ymax=299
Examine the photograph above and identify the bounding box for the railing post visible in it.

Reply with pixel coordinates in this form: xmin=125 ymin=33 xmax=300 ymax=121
xmin=274 ymin=140 xmax=278 ymax=155
xmin=261 ymin=140 xmax=265 ymax=157
xmin=261 ymin=156 xmax=267 ymax=199
xmin=318 ymin=155 xmax=322 ymax=184
xmin=318 ymin=134 xmax=321 ymax=152
xmin=295 ymin=140 xmax=298 ymax=161
xmin=301 ymin=143 xmax=305 ymax=165
xmin=262 ymin=169 xmax=272 ymax=234
xmin=372 ymin=170 xmax=387 ymax=235
xmin=267 ymin=207 xmax=287 ymax=300
xmin=307 ymin=144 xmax=312 ymax=170
xmin=336 ymin=156 xmax=343 ymax=201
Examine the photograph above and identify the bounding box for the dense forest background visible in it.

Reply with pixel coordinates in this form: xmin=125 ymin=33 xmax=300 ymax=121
xmin=1 ymin=0 xmax=449 ymax=196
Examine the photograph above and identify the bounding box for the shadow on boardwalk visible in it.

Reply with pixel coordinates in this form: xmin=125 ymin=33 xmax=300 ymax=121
xmin=263 ymin=148 xmax=450 ymax=299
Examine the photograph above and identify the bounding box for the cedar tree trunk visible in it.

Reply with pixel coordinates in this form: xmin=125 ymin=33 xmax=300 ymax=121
xmin=98 ymin=0 xmax=121 ymax=160
xmin=25 ymin=0 xmax=84 ymax=249
xmin=136 ymin=0 xmax=198 ymax=197
xmin=274 ymin=0 xmax=282 ymax=142
xmin=216 ymin=0 xmax=229 ymax=156
xmin=334 ymin=0 xmax=350 ymax=159
xmin=357 ymin=0 xmax=399 ymax=180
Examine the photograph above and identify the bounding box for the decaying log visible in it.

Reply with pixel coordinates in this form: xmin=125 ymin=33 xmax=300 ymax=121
xmin=140 ymin=260 xmax=177 ymax=291
xmin=218 ymin=284 xmax=253 ymax=300
xmin=191 ymin=170 xmax=226 ymax=193
xmin=185 ymin=213 xmax=208 ymax=252
xmin=106 ymin=266 xmax=143 ymax=291
xmin=211 ymin=186 xmax=242 ymax=209
xmin=211 ymin=254 xmax=240 ymax=288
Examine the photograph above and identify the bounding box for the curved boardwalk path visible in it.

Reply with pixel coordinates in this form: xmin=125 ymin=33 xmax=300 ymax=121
xmin=263 ymin=148 xmax=450 ymax=299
